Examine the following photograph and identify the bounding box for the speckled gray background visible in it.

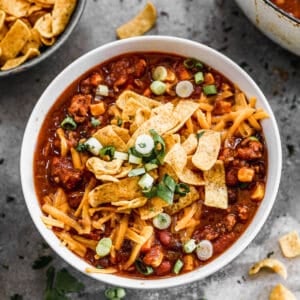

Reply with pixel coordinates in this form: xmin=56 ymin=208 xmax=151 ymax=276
xmin=0 ymin=0 xmax=299 ymax=299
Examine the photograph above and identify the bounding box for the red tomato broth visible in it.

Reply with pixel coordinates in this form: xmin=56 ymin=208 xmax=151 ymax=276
xmin=270 ymin=0 xmax=300 ymax=19
xmin=34 ymin=52 xmax=267 ymax=278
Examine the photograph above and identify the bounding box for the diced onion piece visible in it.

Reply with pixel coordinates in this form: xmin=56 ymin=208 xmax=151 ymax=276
xmin=128 ymin=153 xmax=143 ymax=164
xmin=152 ymin=66 xmax=168 ymax=81
xmin=138 ymin=173 xmax=154 ymax=190
xmin=150 ymin=80 xmax=166 ymax=95
xmin=128 ymin=167 xmax=146 ymax=177
xmin=196 ymin=240 xmax=213 ymax=261
xmin=113 ymin=151 xmax=129 ymax=161
xmin=173 ymin=259 xmax=184 ymax=274
xmin=96 ymin=84 xmax=109 ymax=96
xmin=175 ymin=80 xmax=194 ymax=98
xmin=135 ymin=134 xmax=155 ymax=155
xmin=96 ymin=237 xmax=112 ymax=257
xmin=85 ymin=137 xmax=103 ymax=156
xmin=153 ymin=213 xmax=171 ymax=230
xmin=183 ymin=239 xmax=197 ymax=254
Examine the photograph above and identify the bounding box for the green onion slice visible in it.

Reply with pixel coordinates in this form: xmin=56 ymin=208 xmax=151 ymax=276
xmin=149 ymin=129 xmax=166 ymax=164
xmin=196 ymin=131 xmax=205 ymax=139
xmin=142 ymin=186 xmax=157 ymax=198
xmin=60 ymin=116 xmax=77 ymax=130
xmin=175 ymin=183 xmax=190 ymax=196
xmin=194 ymin=71 xmax=204 ymax=84
xmin=152 ymin=66 xmax=168 ymax=81
xmin=135 ymin=134 xmax=155 ymax=156
xmin=157 ymin=182 xmax=174 ymax=204
xmin=91 ymin=117 xmax=101 ymax=127
xmin=99 ymin=146 xmax=115 ymax=160
xmin=173 ymin=259 xmax=184 ymax=274
xmin=153 ymin=212 xmax=171 ymax=230
xmin=175 ymin=80 xmax=194 ymax=98
xmin=85 ymin=137 xmax=103 ymax=156
xmin=96 ymin=84 xmax=109 ymax=97
xmin=249 ymin=136 xmax=259 ymax=141
xmin=203 ymin=84 xmax=217 ymax=95
xmin=128 ymin=167 xmax=146 ymax=177
xmin=96 ymin=237 xmax=112 ymax=257
xmin=196 ymin=240 xmax=213 ymax=261
xmin=145 ymin=162 xmax=158 ymax=172
xmin=104 ymin=287 xmax=126 ymax=299
xmin=163 ymin=174 xmax=176 ymax=193
xmin=76 ymin=142 xmax=89 ymax=152
xmin=183 ymin=239 xmax=197 ymax=253
xmin=183 ymin=58 xmax=203 ymax=69
xmin=128 ymin=153 xmax=143 ymax=164
xmin=138 ymin=173 xmax=154 ymax=190
xmin=150 ymin=80 xmax=166 ymax=95
xmin=135 ymin=259 xmax=154 ymax=275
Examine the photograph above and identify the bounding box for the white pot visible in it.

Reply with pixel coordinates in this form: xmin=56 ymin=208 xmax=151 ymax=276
xmin=235 ymin=0 xmax=300 ymax=56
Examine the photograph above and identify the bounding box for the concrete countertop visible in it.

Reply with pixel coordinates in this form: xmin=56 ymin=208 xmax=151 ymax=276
xmin=0 ymin=0 xmax=299 ymax=299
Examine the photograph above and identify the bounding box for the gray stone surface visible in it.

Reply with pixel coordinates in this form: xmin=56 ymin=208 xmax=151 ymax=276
xmin=0 ymin=0 xmax=299 ymax=299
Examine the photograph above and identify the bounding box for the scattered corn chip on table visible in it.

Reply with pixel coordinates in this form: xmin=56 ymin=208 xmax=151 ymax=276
xmin=0 ymin=0 xmax=299 ymax=299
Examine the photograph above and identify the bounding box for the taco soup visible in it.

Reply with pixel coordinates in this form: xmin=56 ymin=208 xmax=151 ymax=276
xmin=34 ymin=52 xmax=268 ymax=278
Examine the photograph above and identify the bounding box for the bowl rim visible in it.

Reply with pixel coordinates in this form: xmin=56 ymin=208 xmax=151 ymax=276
xmin=20 ymin=36 xmax=282 ymax=289
xmin=0 ymin=0 xmax=87 ymax=78
xmin=263 ymin=0 xmax=300 ymax=24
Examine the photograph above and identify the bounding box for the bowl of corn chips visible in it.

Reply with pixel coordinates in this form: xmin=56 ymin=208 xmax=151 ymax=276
xmin=0 ymin=0 xmax=86 ymax=76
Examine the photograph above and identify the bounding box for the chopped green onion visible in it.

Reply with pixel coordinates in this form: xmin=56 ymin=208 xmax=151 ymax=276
xmin=183 ymin=58 xmax=203 ymax=69
xmin=128 ymin=167 xmax=146 ymax=177
xmin=173 ymin=259 xmax=184 ymax=274
xmin=128 ymin=153 xmax=143 ymax=164
xmin=203 ymin=84 xmax=217 ymax=95
xmin=142 ymin=186 xmax=157 ymax=198
xmin=138 ymin=173 xmax=154 ymax=190
xmin=104 ymin=287 xmax=126 ymax=300
xmin=196 ymin=131 xmax=205 ymax=139
xmin=85 ymin=137 xmax=103 ymax=156
xmin=157 ymin=182 xmax=174 ymax=204
xmin=183 ymin=239 xmax=197 ymax=253
xmin=153 ymin=212 xmax=171 ymax=230
xmin=113 ymin=151 xmax=128 ymax=161
xmin=117 ymin=117 xmax=123 ymax=126
xmin=91 ymin=117 xmax=101 ymax=127
xmin=149 ymin=129 xmax=166 ymax=164
xmin=61 ymin=116 xmax=77 ymax=130
xmin=116 ymin=288 xmax=126 ymax=299
xmin=96 ymin=237 xmax=112 ymax=257
xmin=175 ymin=80 xmax=194 ymax=98
xmin=183 ymin=58 xmax=196 ymax=69
xmin=249 ymin=136 xmax=259 ymax=141
xmin=99 ymin=146 xmax=115 ymax=160
xmin=150 ymin=80 xmax=166 ymax=95
xmin=135 ymin=259 xmax=154 ymax=275
xmin=175 ymin=183 xmax=190 ymax=196
xmin=145 ymin=162 xmax=158 ymax=172
xmin=152 ymin=66 xmax=168 ymax=81
xmin=196 ymin=240 xmax=213 ymax=261
xmin=135 ymin=134 xmax=155 ymax=156
xmin=163 ymin=174 xmax=176 ymax=193
xmin=194 ymin=71 xmax=204 ymax=84
xmin=76 ymin=142 xmax=89 ymax=152
xmin=96 ymin=84 xmax=109 ymax=96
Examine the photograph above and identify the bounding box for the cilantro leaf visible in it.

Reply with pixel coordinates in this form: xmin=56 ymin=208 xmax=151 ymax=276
xmin=55 ymin=268 xmax=84 ymax=294
xmin=32 ymin=255 xmax=53 ymax=269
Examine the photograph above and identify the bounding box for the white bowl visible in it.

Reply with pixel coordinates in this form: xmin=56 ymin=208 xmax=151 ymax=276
xmin=235 ymin=0 xmax=300 ymax=56
xmin=20 ymin=36 xmax=282 ymax=289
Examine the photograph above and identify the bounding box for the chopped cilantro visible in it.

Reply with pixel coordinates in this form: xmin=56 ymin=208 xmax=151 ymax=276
xmin=32 ymin=255 xmax=53 ymax=269
xmin=44 ymin=267 xmax=84 ymax=300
